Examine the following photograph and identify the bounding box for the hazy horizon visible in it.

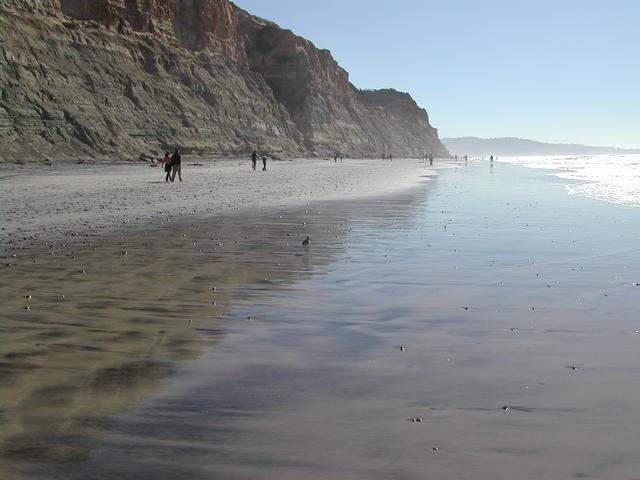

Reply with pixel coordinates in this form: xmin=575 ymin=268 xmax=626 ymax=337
xmin=441 ymin=135 xmax=640 ymax=150
xmin=234 ymin=0 xmax=640 ymax=149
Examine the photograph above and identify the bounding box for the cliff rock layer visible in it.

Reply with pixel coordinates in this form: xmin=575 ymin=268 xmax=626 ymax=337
xmin=0 ymin=0 xmax=448 ymax=162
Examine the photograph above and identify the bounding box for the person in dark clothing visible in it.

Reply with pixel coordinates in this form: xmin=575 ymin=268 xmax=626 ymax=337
xmin=262 ymin=156 xmax=267 ymax=171
xmin=170 ymin=149 xmax=182 ymax=182
xmin=429 ymin=153 xmax=434 ymax=166
xmin=334 ymin=153 xmax=338 ymax=163
xmin=162 ymin=151 xmax=172 ymax=182
xmin=251 ymin=150 xmax=257 ymax=170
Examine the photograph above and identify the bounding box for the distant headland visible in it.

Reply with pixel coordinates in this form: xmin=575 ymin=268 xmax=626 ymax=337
xmin=442 ymin=136 xmax=640 ymax=157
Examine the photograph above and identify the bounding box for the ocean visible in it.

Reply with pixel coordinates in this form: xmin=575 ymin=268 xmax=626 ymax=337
xmin=498 ymin=154 xmax=640 ymax=207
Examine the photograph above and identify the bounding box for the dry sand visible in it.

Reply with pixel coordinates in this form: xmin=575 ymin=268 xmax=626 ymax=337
xmin=1 ymin=158 xmax=437 ymax=249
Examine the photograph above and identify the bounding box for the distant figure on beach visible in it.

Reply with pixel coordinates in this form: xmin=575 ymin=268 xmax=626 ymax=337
xmin=162 ymin=151 xmax=172 ymax=182
xmin=170 ymin=149 xmax=182 ymax=182
xmin=464 ymin=155 xmax=468 ymax=163
xmin=429 ymin=153 xmax=434 ymax=166
xmin=334 ymin=153 xmax=338 ymax=163
xmin=382 ymin=152 xmax=386 ymax=160
xmin=490 ymin=155 xmax=494 ymax=163
xmin=262 ymin=156 xmax=267 ymax=171
xmin=388 ymin=153 xmax=393 ymax=162
xmin=251 ymin=150 xmax=257 ymax=170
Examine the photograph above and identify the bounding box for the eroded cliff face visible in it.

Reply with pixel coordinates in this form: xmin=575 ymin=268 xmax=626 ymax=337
xmin=238 ymin=13 xmax=446 ymax=157
xmin=0 ymin=0 xmax=447 ymax=162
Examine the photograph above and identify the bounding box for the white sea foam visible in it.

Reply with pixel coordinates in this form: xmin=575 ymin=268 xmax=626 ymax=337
xmin=498 ymin=154 xmax=640 ymax=207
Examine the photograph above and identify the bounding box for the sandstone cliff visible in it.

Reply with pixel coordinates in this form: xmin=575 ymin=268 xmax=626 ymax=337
xmin=0 ymin=0 xmax=448 ymax=162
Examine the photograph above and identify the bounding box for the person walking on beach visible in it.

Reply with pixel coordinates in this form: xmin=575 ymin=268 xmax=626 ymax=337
xmin=490 ymin=154 xmax=494 ymax=163
xmin=334 ymin=153 xmax=338 ymax=163
xmin=388 ymin=153 xmax=393 ymax=162
xmin=251 ymin=150 xmax=258 ymax=170
xmin=170 ymin=149 xmax=182 ymax=182
xmin=262 ymin=155 xmax=267 ymax=171
xmin=429 ymin=153 xmax=434 ymax=166
xmin=162 ymin=151 xmax=172 ymax=182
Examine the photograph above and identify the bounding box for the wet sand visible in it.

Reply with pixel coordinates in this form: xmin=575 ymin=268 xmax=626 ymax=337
xmin=2 ymin=161 xmax=640 ymax=479
xmin=0 ymin=158 xmax=433 ymax=250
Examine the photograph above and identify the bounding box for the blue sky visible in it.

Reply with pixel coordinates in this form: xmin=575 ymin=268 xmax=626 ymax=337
xmin=234 ymin=0 xmax=640 ymax=148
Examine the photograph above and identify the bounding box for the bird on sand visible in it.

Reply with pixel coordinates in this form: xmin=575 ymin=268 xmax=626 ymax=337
xmin=302 ymin=236 xmax=310 ymax=246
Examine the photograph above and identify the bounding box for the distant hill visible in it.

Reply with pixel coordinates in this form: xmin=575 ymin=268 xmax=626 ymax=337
xmin=441 ymin=137 xmax=640 ymax=157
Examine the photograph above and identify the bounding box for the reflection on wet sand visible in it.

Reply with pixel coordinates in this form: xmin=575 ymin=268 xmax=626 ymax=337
xmin=7 ymin=164 xmax=639 ymax=480
xmin=0 ymin=190 xmax=427 ymax=479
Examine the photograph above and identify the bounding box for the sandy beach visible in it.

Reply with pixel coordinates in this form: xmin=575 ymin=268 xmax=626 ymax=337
xmin=2 ymin=160 xmax=640 ymax=480
xmin=1 ymin=158 xmax=436 ymax=251
xmin=2 ymin=0 xmax=636 ymax=477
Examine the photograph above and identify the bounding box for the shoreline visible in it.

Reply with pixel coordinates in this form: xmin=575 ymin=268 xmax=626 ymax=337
xmin=2 ymin=160 xmax=640 ymax=479
xmin=1 ymin=158 xmax=446 ymax=253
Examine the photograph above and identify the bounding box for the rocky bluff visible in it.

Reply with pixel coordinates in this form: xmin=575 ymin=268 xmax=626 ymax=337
xmin=0 ymin=0 xmax=448 ymax=162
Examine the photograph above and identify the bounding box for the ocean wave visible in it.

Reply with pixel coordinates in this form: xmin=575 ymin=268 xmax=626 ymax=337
xmin=498 ymin=154 xmax=640 ymax=207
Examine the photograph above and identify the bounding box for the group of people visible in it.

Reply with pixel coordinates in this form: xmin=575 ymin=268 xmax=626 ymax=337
xmin=162 ymin=150 xmax=182 ymax=182
xmin=251 ymin=150 xmax=268 ymax=171
xmin=158 ymin=148 xmax=474 ymax=180
xmin=159 ymin=149 xmax=270 ymax=181
xmin=423 ymin=153 xmax=434 ymax=165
